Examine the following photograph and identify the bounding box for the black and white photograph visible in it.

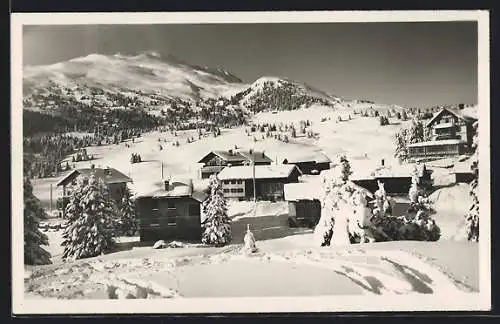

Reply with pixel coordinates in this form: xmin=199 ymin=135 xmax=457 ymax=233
xmin=11 ymin=11 xmax=491 ymax=313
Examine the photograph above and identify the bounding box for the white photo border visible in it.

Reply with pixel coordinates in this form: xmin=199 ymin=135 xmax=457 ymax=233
xmin=11 ymin=10 xmax=491 ymax=314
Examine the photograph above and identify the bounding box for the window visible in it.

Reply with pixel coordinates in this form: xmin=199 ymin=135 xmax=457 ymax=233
xmin=231 ymin=180 xmax=237 ymax=184
xmin=223 ymin=189 xmax=230 ymax=193
xmin=168 ymin=201 xmax=176 ymax=210
xmin=237 ymin=180 xmax=243 ymax=184
xmin=223 ymin=180 xmax=230 ymax=184
xmin=151 ymin=199 xmax=160 ymax=226
xmin=237 ymin=188 xmax=244 ymax=193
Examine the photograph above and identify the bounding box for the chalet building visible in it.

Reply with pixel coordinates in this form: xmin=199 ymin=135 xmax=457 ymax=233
xmin=134 ymin=178 xmax=209 ymax=242
xmin=350 ymin=162 xmax=432 ymax=197
xmin=197 ymin=149 xmax=273 ymax=179
xmin=282 ymin=152 xmax=332 ymax=175
xmin=216 ymin=164 xmax=302 ymax=201
xmin=408 ymin=107 xmax=477 ymax=160
xmin=56 ymin=167 xmax=133 ymax=215
xmin=284 ymin=180 xmax=373 ymax=228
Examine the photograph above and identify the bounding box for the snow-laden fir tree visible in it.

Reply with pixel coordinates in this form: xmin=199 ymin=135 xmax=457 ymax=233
xmin=313 ymin=165 xmax=360 ymax=246
xmin=313 ymin=172 xmax=338 ymax=246
xmin=61 ymin=175 xmax=117 ymax=260
xmin=394 ymin=118 xmax=425 ymax=162
xmin=201 ymin=175 xmax=232 ymax=246
xmin=117 ymin=186 xmax=138 ymax=236
xmin=339 ymin=155 xmax=353 ymax=182
xmin=24 ymin=176 xmax=52 ymax=265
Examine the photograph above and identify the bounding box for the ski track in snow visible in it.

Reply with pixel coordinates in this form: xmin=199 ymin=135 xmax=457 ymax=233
xmin=230 ymin=248 xmax=474 ymax=296
xmin=26 ymin=247 xmax=473 ymax=299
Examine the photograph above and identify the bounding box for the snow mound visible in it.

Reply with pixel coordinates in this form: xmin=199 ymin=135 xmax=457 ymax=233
xmin=428 ymin=184 xmax=472 ymax=241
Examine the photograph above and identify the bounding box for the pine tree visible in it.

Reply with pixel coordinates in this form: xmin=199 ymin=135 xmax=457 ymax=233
xmin=339 ymin=155 xmax=352 ymax=182
xmin=61 ymin=175 xmax=117 ymax=260
xmin=200 ymin=175 xmax=232 ymax=246
xmin=407 ymin=118 xmax=425 ymax=144
xmin=117 ymin=186 xmax=138 ymax=236
xmin=24 ymin=177 xmax=51 ymax=265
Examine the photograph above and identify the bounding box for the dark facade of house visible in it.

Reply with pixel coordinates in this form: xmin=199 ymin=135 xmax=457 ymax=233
xmin=287 ymin=200 xmax=321 ymax=228
xmin=284 ymin=181 xmax=374 ymax=228
xmin=453 ymin=172 xmax=476 ymax=184
xmin=198 ymin=149 xmax=273 ymax=179
xmin=408 ymin=108 xmax=477 ymax=160
xmin=135 ymin=179 xmax=208 ymax=242
xmin=351 ymin=177 xmax=412 ymax=197
xmin=217 ymin=165 xmax=302 ymax=201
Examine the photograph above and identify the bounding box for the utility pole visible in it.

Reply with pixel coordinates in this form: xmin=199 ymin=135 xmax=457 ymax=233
xmin=252 ymin=160 xmax=256 ymax=203
xmin=161 ymin=162 xmax=164 ymax=179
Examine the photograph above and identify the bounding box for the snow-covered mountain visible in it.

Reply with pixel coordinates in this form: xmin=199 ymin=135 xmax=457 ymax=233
xmin=23 ymin=51 xmax=248 ymax=109
xmin=23 ymin=51 xmax=349 ymax=118
xmin=228 ymin=76 xmax=342 ymax=112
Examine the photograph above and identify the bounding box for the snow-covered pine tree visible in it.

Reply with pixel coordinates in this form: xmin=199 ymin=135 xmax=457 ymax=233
xmin=24 ymin=177 xmax=51 ymax=265
xmin=339 ymin=155 xmax=352 ymax=182
xmin=117 ymin=186 xmax=138 ymax=236
xmin=61 ymin=175 xmax=117 ymax=260
xmin=407 ymin=118 xmax=425 ymax=144
xmin=394 ymin=127 xmax=409 ymax=162
xmin=314 ymin=172 xmax=337 ymax=246
xmin=201 ymin=175 xmax=232 ymax=246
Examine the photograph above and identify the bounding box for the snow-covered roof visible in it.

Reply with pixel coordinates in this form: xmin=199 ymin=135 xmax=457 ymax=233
xmin=136 ymin=178 xmax=208 ymax=202
xmin=217 ymin=164 xmax=301 ymax=180
xmin=425 ymin=107 xmax=477 ymax=127
xmin=452 ymin=160 xmax=474 ymax=174
xmin=284 ymin=181 xmax=374 ymax=201
xmin=351 ymin=163 xmax=414 ymax=180
xmin=283 ymin=151 xmax=332 ymax=164
xmin=56 ymin=167 xmax=132 ymax=187
xmin=284 ymin=182 xmax=322 ymax=201
xmin=197 ymin=150 xmax=272 ymax=164
xmin=407 ymin=139 xmax=466 ymax=148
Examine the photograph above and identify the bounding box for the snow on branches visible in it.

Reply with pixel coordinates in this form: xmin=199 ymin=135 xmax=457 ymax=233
xmin=61 ymin=175 xmax=117 ymax=260
xmin=201 ymin=175 xmax=232 ymax=246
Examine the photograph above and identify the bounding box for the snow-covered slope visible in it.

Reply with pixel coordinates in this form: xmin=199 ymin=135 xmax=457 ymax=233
xmin=23 ymin=51 xmax=248 ymax=105
xmin=228 ymin=76 xmax=342 ymax=112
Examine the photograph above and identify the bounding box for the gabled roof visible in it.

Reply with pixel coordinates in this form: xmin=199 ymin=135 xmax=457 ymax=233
xmin=426 ymin=108 xmax=477 ymax=128
xmin=284 ymin=181 xmax=373 ymax=201
xmin=197 ymin=150 xmax=246 ymax=164
xmin=217 ymin=164 xmax=301 ymax=180
xmin=197 ymin=149 xmax=273 ymax=164
xmin=282 ymin=151 xmax=332 ymax=164
xmin=56 ymin=168 xmax=133 ymax=187
xmin=237 ymin=150 xmax=274 ymax=164
xmin=136 ymin=178 xmax=208 ymax=202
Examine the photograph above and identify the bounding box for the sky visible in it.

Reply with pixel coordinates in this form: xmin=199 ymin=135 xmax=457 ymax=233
xmin=23 ymin=22 xmax=478 ymax=107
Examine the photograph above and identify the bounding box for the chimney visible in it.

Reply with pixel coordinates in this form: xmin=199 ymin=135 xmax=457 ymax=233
xmin=228 ymin=149 xmax=233 ymax=155
xmin=164 ymin=179 xmax=170 ymax=191
xmin=381 ymin=159 xmax=385 ymax=167
xmin=188 ymin=179 xmax=194 ymax=194
xmin=249 ymin=149 xmax=253 ymax=154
